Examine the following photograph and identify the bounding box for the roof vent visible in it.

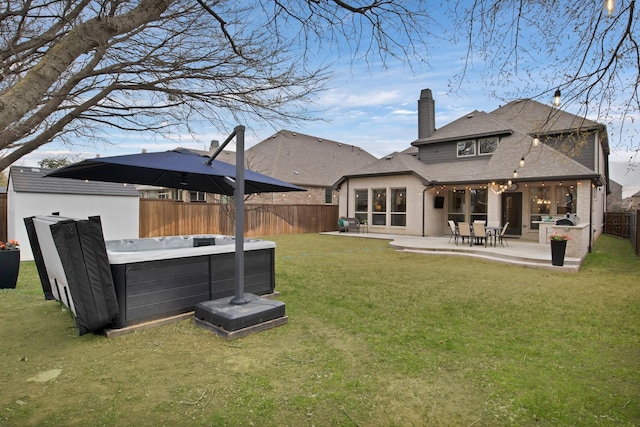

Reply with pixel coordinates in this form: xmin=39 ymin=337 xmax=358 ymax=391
xmin=293 ymin=170 xmax=299 ymax=175
xmin=292 ymin=132 xmax=297 ymax=136
xmin=385 ymin=155 xmax=393 ymax=160
xmin=318 ymin=138 xmax=323 ymax=142
xmin=466 ymin=114 xmax=474 ymax=119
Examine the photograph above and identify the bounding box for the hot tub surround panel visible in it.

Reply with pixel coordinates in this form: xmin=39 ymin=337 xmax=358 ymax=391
xmin=106 ymin=236 xmax=276 ymax=329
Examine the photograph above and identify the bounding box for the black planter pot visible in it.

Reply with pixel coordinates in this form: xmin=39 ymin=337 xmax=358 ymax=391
xmin=0 ymin=250 xmax=20 ymax=289
xmin=550 ymin=239 xmax=567 ymax=266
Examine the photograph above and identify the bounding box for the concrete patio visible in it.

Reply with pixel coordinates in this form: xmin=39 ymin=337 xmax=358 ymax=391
xmin=324 ymin=231 xmax=584 ymax=272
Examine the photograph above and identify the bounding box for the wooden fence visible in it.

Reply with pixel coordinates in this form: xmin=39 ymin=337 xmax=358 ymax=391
xmin=604 ymin=211 xmax=640 ymax=257
xmin=139 ymin=199 xmax=339 ymax=238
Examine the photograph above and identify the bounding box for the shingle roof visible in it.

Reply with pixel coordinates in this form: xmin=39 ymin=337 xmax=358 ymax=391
xmin=412 ymin=110 xmax=513 ymax=145
xmin=490 ymin=99 xmax=603 ymax=135
xmin=246 ymin=130 xmax=378 ymax=187
xmin=9 ymin=166 xmax=140 ymax=196
xmin=336 ymin=151 xmax=433 ymax=184
xmin=342 ymin=98 xmax=604 ymax=186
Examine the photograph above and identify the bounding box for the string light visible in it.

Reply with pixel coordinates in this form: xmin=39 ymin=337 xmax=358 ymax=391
xmin=533 ymin=137 xmax=539 ymax=147
xmin=519 ymin=156 xmax=525 ymax=167
xmin=553 ymin=88 xmax=561 ymax=107
xmin=513 ymin=170 xmax=518 ymax=178
xmin=605 ymin=0 xmax=615 ymax=15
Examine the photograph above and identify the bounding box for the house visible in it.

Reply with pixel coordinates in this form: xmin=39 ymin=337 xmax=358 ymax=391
xmin=244 ymin=130 xmax=377 ymax=205
xmin=7 ymin=166 xmax=140 ymax=261
xmin=335 ymin=88 xmax=609 ymax=258
xmin=631 ymin=190 xmax=640 ymax=211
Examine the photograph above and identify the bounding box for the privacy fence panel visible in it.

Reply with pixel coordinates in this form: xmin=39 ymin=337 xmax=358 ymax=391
xmin=139 ymin=199 xmax=339 ymax=238
xmin=604 ymin=212 xmax=631 ymax=238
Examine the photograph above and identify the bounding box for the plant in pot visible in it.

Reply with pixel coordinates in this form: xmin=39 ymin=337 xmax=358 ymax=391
xmin=0 ymin=240 xmax=20 ymax=289
xmin=549 ymin=233 xmax=570 ymax=266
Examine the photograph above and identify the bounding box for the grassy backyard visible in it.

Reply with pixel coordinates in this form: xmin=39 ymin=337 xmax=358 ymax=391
xmin=0 ymin=234 xmax=638 ymax=426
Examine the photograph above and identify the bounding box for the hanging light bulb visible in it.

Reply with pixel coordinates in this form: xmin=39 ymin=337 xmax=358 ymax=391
xmin=605 ymin=0 xmax=615 ymax=15
xmin=519 ymin=156 xmax=525 ymax=167
xmin=533 ymin=137 xmax=540 ymax=147
xmin=513 ymin=170 xmax=518 ymax=178
xmin=553 ymin=88 xmax=561 ymax=107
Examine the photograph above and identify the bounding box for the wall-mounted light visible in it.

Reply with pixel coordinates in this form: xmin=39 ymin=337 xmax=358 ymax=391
xmin=553 ymin=88 xmax=561 ymax=107
xmin=519 ymin=157 xmax=525 ymax=167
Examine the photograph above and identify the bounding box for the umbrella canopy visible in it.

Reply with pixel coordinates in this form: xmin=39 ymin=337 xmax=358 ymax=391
xmin=47 ymin=148 xmax=304 ymax=196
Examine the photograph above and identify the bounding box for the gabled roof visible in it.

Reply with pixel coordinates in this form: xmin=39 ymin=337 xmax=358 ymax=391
xmin=9 ymin=166 xmax=140 ymax=196
xmin=491 ymin=99 xmax=602 ymax=134
xmin=246 ymin=130 xmax=377 ymax=187
xmin=412 ymin=110 xmax=513 ymax=146
xmin=342 ymin=101 xmax=603 ymax=186
xmin=335 ymin=151 xmax=433 ymax=187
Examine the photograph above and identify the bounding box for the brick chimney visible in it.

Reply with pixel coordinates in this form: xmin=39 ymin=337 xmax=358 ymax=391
xmin=418 ymin=88 xmax=435 ymax=139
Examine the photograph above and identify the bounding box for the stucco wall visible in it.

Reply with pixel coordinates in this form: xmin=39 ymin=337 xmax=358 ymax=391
xmin=8 ymin=183 xmax=139 ymax=261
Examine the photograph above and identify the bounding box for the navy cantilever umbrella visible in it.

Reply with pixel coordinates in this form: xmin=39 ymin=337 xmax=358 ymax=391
xmin=48 ymin=126 xmax=303 ymax=306
xmin=47 ymin=148 xmax=304 ymax=195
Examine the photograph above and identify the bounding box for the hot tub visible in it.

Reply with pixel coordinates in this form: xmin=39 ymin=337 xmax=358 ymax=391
xmin=105 ymin=235 xmax=276 ymax=328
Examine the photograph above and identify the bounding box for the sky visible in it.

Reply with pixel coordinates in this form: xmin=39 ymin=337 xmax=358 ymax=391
xmin=10 ymin=2 xmax=640 ymax=198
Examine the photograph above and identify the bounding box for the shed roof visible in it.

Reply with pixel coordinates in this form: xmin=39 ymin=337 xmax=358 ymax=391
xmin=9 ymin=166 xmax=140 ymax=196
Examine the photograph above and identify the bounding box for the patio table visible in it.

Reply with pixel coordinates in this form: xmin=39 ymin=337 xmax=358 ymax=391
xmin=485 ymin=226 xmax=502 ymax=247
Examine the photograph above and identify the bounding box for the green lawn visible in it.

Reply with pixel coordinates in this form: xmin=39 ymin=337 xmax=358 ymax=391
xmin=1 ymin=234 xmax=638 ymax=426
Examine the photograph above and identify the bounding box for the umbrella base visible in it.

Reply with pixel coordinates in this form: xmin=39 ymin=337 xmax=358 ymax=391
xmin=194 ymin=293 xmax=286 ymax=339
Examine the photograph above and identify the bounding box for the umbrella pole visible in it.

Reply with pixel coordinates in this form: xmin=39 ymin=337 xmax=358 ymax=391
xmin=230 ymin=125 xmax=249 ymax=305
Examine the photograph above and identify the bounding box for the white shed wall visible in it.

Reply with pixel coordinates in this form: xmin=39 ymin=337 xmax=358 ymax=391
xmin=8 ymin=183 xmax=139 ymax=261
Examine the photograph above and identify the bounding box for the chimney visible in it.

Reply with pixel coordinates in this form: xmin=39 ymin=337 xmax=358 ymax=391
xmin=209 ymin=140 xmax=219 ymax=153
xmin=418 ymin=88 xmax=435 ymax=139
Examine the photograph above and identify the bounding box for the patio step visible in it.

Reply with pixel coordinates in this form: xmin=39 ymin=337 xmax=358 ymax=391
xmin=392 ymin=245 xmax=581 ymax=272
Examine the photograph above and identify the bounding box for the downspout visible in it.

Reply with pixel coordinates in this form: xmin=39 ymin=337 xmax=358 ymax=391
xmin=345 ymin=179 xmax=350 ymax=216
xmin=422 ymin=186 xmax=428 ymax=237
xmin=589 ymin=182 xmax=593 ymax=253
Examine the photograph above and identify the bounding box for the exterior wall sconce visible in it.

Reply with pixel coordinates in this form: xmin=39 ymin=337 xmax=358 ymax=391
xmin=553 ymin=88 xmax=561 ymax=107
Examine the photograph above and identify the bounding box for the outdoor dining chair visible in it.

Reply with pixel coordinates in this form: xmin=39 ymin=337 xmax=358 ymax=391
xmin=473 ymin=222 xmax=488 ymax=247
xmin=457 ymin=222 xmax=472 ymax=246
xmin=498 ymin=222 xmax=510 ymax=246
xmin=448 ymin=220 xmax=458 ymax=243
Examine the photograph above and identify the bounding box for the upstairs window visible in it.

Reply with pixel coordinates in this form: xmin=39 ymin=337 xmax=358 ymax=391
xmin=478 ymin=137 xmax=498 ymax=154
xmin=457 ymin=140 xmax=475 ymax=157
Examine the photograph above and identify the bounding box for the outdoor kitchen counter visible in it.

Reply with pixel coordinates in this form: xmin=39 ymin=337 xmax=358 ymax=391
xmin=534 ymin=222 xmax=590 ymax=258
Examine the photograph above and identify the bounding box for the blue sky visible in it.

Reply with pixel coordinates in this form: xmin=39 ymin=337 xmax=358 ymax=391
xmin=13 ymin=3 xmax=640 ymax=196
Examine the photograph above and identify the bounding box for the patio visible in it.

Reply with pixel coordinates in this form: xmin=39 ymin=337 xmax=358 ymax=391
xmin=325 ymin=231 xmax=583 ymax=271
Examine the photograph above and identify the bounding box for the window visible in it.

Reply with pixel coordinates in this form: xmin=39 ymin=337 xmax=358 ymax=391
xmin=372 ymin=188 xmax=386 ymax=225
xmin=355 ymin=189 xmax=368 ymax=223
xmin=189 ymin=191 xmax=206 ymax=202
xmin=530 ymin=187 xmax=550 ymax=229
xmin=478 ymin=137 xmax=498 ymax=154
xmin=447 ymin=189 xmax=465 ymax=224
xmin=556 ymin=186 xmax=576 ymax=215
xmin=325 ymin=188 xmax=333 ymax=204
xmin=470 ymin=189 xmax=488 ymax=223
xmin=457 ymin=140 xmax=475 ymax=157
xmin=390 ymin=188 xmax=406 ymax=226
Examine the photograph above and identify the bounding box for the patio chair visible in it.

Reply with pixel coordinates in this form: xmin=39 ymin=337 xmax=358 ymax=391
xmin=457 ymin=222 xmax=472 ymax=246
xmin=473 ymin=222 xmax=488 ymax=247
xmin=448 ymin=220 xmax=458 ymax=243
xmin=498 ymin=222 xmax=510 ymax=247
